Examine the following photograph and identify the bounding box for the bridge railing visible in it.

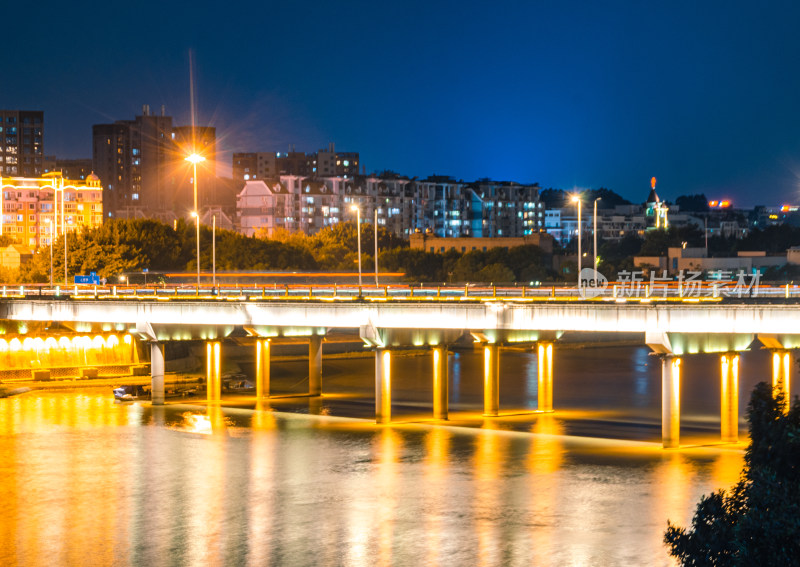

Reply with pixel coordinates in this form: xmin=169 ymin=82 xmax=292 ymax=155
xmin=1 ymin=282 xmax=798 ymax=303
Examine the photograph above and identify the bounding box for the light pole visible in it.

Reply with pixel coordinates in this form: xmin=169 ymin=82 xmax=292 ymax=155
xmin=45 ymin=218 xmax=53 ymax=287
xmin=571 ymin=194 xmax=582 ymax=290
xmin=185 ymin=153 xmax=205 ymax=287
xmin=374 ymin=208 xmax=379 ymax=286
xmin=58 ymin=183 xmax=68 ymax=285
xmin=351 ymin=205 xmax=362 ymax=287
xmin=212 ymin=214 xmax=216 ymax=288
xmin=593 ymin=197 xmax=601 ymax=274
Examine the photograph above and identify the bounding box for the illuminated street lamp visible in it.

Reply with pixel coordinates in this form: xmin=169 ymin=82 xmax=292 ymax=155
xmin=593 ymin=197 xmax=601 ymax=274
xmin=45 ymin=218 xmax=53 ymax=287
xmin=351 ymin=204 xmax=362 ymax=287
xmin=374 ymin=208 xmax=379 ymax=286
xmin=571 ymin=194 xmax=582 ymax=291
xmin=185 ymin=153 xmax=205 ymax=287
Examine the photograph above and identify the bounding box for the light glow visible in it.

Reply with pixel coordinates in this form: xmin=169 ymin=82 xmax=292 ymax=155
xmin=185 ymin=153 xmax=206 ymax=164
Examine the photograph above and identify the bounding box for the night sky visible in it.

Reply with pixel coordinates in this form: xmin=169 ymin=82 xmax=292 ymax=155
xmin=6 ymin=1 xmax=800 ymax=206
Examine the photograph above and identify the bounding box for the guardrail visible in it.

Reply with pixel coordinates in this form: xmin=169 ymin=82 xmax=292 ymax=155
xmin=0 ymin=282 xmax=796 ymax=303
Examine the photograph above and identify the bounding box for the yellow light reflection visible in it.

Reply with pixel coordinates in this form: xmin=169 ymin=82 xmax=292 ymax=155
xmin=474 ymin=430 xmax=506 ymax=566
xmin=377 ymin=428 xmax=400 ymax=567
xmin=424 ymin=428 xmax=450 ymax=566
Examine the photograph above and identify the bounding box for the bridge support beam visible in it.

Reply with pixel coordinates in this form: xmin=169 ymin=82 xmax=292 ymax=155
xmin=309 ymin=335 xmax=322 ymax=396
xmin=376 ymin=349 xmax=392 ymax=424
xmin=256 ymin=339 xmax=270 ymax=399
xmin=662 ymin=355 xmax=681 ymax=448
xmin=150 ymin=341 xmax=165 ymax=406
xmin=483 ymin=344 xmax=500 ymax=416
xmin=432 ymin=347 xmax=448 ymax=420
xmin=721 ymin=353 xmax=739 ymax=443
xmin=206 ymin=341 xmax=221 ymax=403
xmin=537 ymin=341 xmax=554 ymax=412
xmin=772 ymin=349 xmax=791 ymax=406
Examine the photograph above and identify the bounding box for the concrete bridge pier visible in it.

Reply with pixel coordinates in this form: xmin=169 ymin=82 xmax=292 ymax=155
xmin=537 ymin=341 xmax=554 ymax=412
xmin=375 ymin=348 xmax=392 ymax=424
xmin=206 ymin=341 xmax=221 ymax=403
xmin=483 ymin=344 xmax=500 ymax=417
xmin=772 ymin=349 xmax=792 ymax=404
xmin=256 ymin=339 xmax=270 ymax=398
xmin=432 ymin=346 xmax=448 ymax=420
xmin=309 ymin=335 xmax=322 ymax=396
xmin=150 ymin=342 xmax=165 ymax=405
xmin=720 ymin=353 xmax=739 ymax=443
xmin=662 ymin=355 xmax=681 ymax=448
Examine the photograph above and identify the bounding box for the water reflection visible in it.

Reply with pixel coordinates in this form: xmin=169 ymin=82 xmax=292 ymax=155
xmin=424 ymin=428 xmax=449 ymax=567
xmin=0 ymin=390 xmax=745 ymax=566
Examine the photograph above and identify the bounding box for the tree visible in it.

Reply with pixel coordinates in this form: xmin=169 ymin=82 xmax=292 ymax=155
xmin=664 ymin=382 xmax=800 ymax=565
xmin=380 ymin=248 xmax=446 ymax=281
xmin=675 ymin=194 xmax=710 ymax=213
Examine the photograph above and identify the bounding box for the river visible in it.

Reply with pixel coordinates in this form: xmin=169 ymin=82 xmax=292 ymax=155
xmin=0 ymin=345 xmax=759 ymax=566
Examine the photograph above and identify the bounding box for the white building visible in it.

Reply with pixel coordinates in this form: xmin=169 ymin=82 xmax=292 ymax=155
xmin=236 ymin=180 xmax=277 ymax=237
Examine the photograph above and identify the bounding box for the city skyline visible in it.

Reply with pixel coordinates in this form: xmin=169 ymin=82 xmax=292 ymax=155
xmin=6 ymin=1 xmax=800 ymax=206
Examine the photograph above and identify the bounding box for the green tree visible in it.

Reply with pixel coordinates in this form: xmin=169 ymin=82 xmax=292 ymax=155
xmin=380 ymin=248 xmax=446 ymax=281
xmin=664 ymin=382 xmax=800 ymax=565
xmin=475 ymin=263 xmax=515 ymax=283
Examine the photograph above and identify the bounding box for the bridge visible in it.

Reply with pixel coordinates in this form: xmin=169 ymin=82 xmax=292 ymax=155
xmin=1 ymin=283 xmax=798 ymax=447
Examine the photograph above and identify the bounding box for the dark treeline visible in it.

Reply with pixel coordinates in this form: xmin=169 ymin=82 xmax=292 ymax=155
xmin=13 ymin=219 xmax=550 ymax=284
xmin=12 ymin=219 xmax=800 ymax=285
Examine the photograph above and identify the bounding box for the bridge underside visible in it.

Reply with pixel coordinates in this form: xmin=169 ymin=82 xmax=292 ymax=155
xmin=3 ymin=297 xmax=800 ymax=448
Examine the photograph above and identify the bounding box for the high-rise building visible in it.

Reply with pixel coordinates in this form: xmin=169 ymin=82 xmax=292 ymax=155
xmin=0 ymin=110 xmax=44 ymax=177
xmin=92 ymin=105 xmax=215 ymax=220
xmin=232 ymin=152 xmax=277 ymax=181
xmin=277 ymin=151 xmax=313 ymax=176
xmin=233 ymin=144 xmax=360 ymax=181
xmin=44 ymin=157 xmax=94 ymax=181
xmin=316 ymin=143 xmax=359 ymax=177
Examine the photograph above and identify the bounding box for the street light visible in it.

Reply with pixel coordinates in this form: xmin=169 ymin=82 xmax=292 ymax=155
xmin=570 ymin=194 xmax=582 ymax=290
xmin=374 ymin=208 xmax=379 ymax=286
xmin=351 ymin=204 xmax=362 ymax=287
xmin=593 ymin=197 xmax=601 ymax=274
xmin=185 ymin=153 xmax=206 ymax=287
xmin=212 ymin=214 xmax=216 ymax=288
xmin=45 ymin=218 xmax=53 ymax=287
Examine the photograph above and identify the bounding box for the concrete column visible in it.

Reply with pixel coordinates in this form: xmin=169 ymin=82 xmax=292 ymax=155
xmin=256 ymin=339 xmax=270 ymax=399
xmin=309 ymin=335 xmax=322 ymax=396
xmin=432 ymin=346 xmax=448 ymax=420
xmin=721 ymin=353 xmax=739 ymax=443
xmin=375 ymin=349 xmax=392 ymax=424
xmin=483 ymin=344 xmax=500 ymax=417
xmin=537 ymin=341 xmax=554 ymax=412
xmin=772 ymin=349 xmax=791 ymax=405
xmin=150 ymin=341 xmax=165 ymax=406
xmin=206 ymin=341 xmax=221 ymax=403
xmin=662 ymin=355 xmax=681 ymax=448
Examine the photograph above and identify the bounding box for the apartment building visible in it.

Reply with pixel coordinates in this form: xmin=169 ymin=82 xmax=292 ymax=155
xmin=0 ymin=172 xmax=103 ymax=247
xmin=0 ymin=110 xmax=44 ymax=177
xmin=92 ymin=105 xmax=215 ymax=220
xmin=236 ymin=174 xmax=543 ymax=239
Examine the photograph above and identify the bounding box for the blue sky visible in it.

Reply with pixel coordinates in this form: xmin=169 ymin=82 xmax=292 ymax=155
xmin=7 ymin=0 xmax=800 ymax=206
